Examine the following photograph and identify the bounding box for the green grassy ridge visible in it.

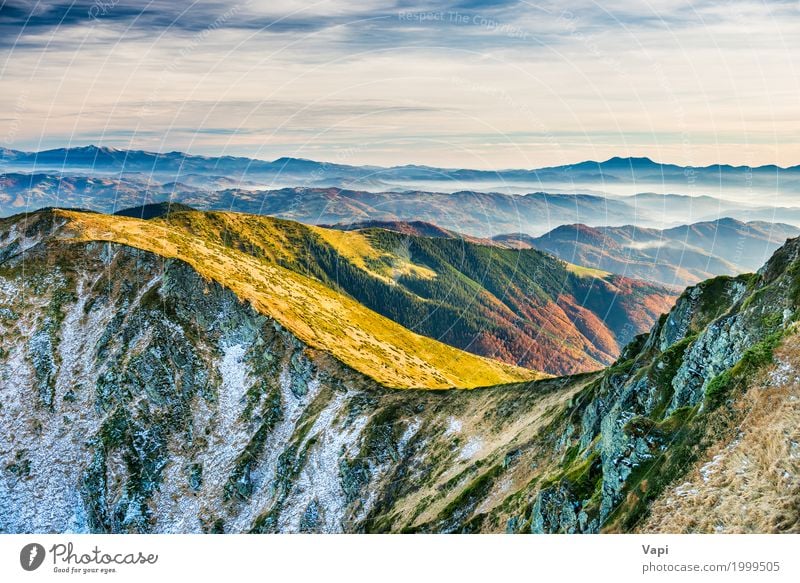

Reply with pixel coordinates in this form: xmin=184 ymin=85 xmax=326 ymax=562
xmin=156 ymin=211 xmax=675 ymax=375
xmin=36 ymin=209 xmax=539 ymax=389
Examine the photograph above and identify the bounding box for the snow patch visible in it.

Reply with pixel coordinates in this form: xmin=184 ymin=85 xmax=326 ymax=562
xmin=217 ymin=344 xmax=248 ymax=429
xmin=445 ymin=417 xmax=462 ymax=435
xmin=674 ymin=482 xmax=699 ymax=498
xmin=699 ymin=454 xmax=724 ymax=483
xmin=224 ymin=362 xmax=324 ymax=532
xmin=0 ymin=276 xmax=112 ymax=532
xmin=769 ymin=358 xmax=799 ymax=386
xmin=277 ymin=392 xmax=368 ymax=533
xmin=398 ymin=417 xmax=421 ymax=454
xmin=459 ymin=436 xmax=483 ymax=461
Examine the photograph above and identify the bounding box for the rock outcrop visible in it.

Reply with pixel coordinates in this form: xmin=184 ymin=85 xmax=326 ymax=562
xmin=529 ymin=237 xmax=800 ymax=532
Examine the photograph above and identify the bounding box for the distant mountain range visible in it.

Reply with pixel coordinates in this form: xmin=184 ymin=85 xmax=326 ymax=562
xmin=0 ymin=171 xmax=653 ymax=234
xmin=3 ymin=145 xmax=800 ymax=193
xmin=4 ymin=170 xmax=800 ymax=235
xmin=494 ymin=218 xmax=800 ymax=287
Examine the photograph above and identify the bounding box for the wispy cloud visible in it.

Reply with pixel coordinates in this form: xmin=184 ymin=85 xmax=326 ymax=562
xmin=1 ymin=0 xmax=799 ymax=167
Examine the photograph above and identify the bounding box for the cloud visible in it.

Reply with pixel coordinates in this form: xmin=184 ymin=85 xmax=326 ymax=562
xmin=0 ymin=1 xmax=769 ymax=56
xmin=0 ymin=1 xmax=326 ymax=43
xmin=0 ymin=0 xmax=689 ymax=51
xmin=1 ymin=1 xmax=799 ymax=167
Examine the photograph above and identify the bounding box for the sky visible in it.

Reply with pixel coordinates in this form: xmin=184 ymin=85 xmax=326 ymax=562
xmin=0 ymin=0 xmax=799 ymax=169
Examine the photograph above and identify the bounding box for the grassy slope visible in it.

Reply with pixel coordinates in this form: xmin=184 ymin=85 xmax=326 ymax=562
xmin=154 ymin=211 xmax=676 ymax=375
xmin=639 ymin=331 xmax=800 ymax=533
xmin=54 ymin=210 xmax=538 ymax=389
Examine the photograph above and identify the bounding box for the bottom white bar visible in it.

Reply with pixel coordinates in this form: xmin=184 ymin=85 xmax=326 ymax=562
xmin=1 ymin=534 xmax=798 ymax=582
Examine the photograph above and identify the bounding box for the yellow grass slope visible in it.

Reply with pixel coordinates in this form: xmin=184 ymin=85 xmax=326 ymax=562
xmin=55 ymin=210 xmax=540 ymax=389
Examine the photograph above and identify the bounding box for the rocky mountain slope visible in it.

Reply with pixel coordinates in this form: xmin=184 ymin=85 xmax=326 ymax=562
xmin=0 ymin=210 xmax=571 ymax=533
xmin=525 ymin=239 xmax=800 ymax=533
xmin=1 ymin=210 xmax=799 ymax=533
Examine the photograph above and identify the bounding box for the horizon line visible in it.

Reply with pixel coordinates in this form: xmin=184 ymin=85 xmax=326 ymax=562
xmin=2 ymin=144 xmax=798 ymax=173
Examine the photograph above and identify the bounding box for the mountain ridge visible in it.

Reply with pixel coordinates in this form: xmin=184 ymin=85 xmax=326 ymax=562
xmin=3 ymin=145 xmax=799 ymax=174
xmin=69 ymin=208 xmax=675 ymax=374
xmin=494 ymin=219 xmax=800 ymax=287
xmin=0 ymin=208 xmax=537 ymax=389
xmin=2 ymin=205 xmax=799 ymax=533
xmin=0 ymin=207 xmax=677 ymax=378
xmin=7 ymin=171 xmax=800 ymax=236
